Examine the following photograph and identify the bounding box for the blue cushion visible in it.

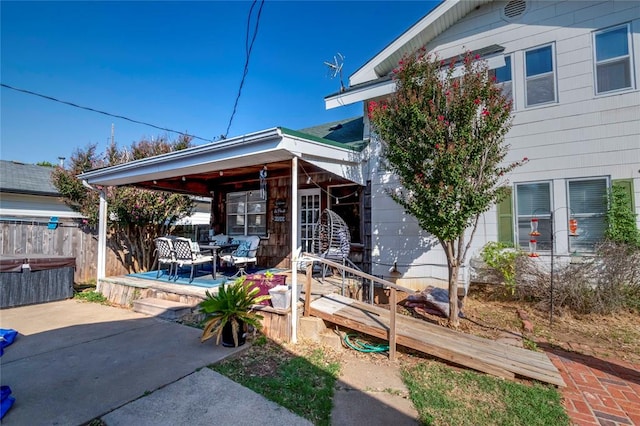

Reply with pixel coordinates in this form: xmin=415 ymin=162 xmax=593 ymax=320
xmin=235 ymin=240 xmax=252 ymax=257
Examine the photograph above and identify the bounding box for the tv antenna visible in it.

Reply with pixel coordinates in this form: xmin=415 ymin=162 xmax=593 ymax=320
xmin=324 ymin=52 xmax=345 ymax=93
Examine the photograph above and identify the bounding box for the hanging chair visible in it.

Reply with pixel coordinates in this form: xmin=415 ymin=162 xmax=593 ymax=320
xmin=311 ymin=209 xmax=360 ymax=292
xmin=312 ymin=209 xmax=351 ymax=261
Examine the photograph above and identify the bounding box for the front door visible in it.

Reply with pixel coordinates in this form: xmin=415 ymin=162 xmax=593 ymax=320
xmin=298 ymin=188 xmax=321 ymax=253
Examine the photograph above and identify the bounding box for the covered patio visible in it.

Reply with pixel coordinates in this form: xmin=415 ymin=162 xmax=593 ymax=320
xmin=78 ymin=125 xmax=366 ymax=342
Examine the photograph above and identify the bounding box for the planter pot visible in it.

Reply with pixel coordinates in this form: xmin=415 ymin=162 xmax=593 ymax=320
xmin=221 ymin=319 xmax=246 ymax=347
xmin=269 ymin=285 xmax=291 ymax=309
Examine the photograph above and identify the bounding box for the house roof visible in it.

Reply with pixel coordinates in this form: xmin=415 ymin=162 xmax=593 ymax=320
xmin=0 ymin=160 xmax=60 ymax=196
xmin=325 ymin=0 xmax=496 ymax=109
xmin=78 ymin=127 xmax=364 ymax=190
xmin=349 ymin=0 xmax=493 ymax=86
xmin=297 ymin=117 xmax=365 ymax=150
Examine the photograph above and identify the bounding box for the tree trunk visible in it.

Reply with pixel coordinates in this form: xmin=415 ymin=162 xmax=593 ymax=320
xmin=448 ymin=263 xmax=460 ymax=328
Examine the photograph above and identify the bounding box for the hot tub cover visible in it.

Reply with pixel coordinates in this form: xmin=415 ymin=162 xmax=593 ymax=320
xmin=0 ymin=255 xmax=75 ymax=273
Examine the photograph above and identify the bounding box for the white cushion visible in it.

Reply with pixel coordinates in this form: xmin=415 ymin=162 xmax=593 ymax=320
xmin=211 ymin=234 xmax=230 ymax=246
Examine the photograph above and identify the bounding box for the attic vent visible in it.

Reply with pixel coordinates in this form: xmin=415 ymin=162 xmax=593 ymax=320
xmin=503 ymin=0 xmax=527 ymax=20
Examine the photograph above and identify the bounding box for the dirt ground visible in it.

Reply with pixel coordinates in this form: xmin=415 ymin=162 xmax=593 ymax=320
xmin=448 ymin=284 xmax=640 ymax=364
xmin=240 ymin=282 xmax=640 ymax=376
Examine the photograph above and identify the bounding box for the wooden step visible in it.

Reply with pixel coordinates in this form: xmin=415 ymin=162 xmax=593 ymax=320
xmin=133 ymin=298 xmax=195 ymax=321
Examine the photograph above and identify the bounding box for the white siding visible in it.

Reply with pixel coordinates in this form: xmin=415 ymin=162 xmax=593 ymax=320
xmin=0 ymin=193 xmax=84 ymax=220
xmin=364 ymin=0 xmax=640 ymax=281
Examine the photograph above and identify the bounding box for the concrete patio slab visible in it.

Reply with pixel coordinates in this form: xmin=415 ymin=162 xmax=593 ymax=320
xmin=0 ymin=299 xmax=298 ymax=425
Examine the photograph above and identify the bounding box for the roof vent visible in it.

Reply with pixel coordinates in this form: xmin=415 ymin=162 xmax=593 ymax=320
xmin=502 ymin=0 xmax=527 ymax=21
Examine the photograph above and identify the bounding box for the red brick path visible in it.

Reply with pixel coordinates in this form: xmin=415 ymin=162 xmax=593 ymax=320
xmin=546 ymin=348 xmax=640 ymax=426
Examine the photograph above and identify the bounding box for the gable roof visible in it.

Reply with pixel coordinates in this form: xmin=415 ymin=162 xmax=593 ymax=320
xmin=349 ymin=0 xmax=493 ymax=86
xmin=325 ymin=0 xmax=495 ymax=109
xmin=0 ymin=160 xmax=60 ymax=196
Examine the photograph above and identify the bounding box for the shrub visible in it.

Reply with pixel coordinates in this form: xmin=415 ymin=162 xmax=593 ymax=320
xmin=515 ymin=241 xmax=640 ymax=315
xmin=480 ymin=242 xmax=523 ymax=294
xmin=605 ymin=185 xmax=640 ymax=247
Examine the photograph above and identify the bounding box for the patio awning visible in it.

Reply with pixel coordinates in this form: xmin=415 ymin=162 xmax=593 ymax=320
xmin=78 ymin=127 xmax=364 ymax=192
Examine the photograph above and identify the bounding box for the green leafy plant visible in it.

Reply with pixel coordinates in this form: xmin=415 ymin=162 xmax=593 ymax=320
xmin=605 ymin=185 xmax=640 ymax=247
xmin=200 ymin=277 xmax=270 ymax=347
xmin=369 ymin=50 xmax=524 ymax=326
xmin=481 ymin=242 xmax=522 ymax=294
xmin=74 ymin=290 xmax=108 ymax=304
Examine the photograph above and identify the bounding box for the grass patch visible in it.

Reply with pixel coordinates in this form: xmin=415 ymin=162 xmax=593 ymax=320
xmin=211 ymin=338 xmax=340 ymax=425
xmin=402 ymin=362 xmax=569 ymax=426
xmin=74 ymin=290 xmax=109 ymax=304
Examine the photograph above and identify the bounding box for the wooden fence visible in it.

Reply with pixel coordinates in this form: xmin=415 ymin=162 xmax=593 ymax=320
xmin=0 ymin=218 xmax=127 ymax=283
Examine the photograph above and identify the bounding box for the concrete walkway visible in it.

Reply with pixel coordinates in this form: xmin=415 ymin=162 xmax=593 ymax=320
xmin=0 ymin=300 xmax=309 ymax=426
xmin=5 ymin=299 xmax=637 ymax=426
xmin=332 ymin=355 xmax=419 ymax=425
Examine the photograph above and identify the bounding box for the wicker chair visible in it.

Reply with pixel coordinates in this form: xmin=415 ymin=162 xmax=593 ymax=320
xmin=172 ymin=237 xmax=214 ymax=283
xmin=312 ymin=209 xmax=359 ymax=288
xmin=153 ymin=237 xmax=176 ymax=279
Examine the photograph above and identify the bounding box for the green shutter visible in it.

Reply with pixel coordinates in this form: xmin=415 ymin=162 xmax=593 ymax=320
xmin=612 ymin=179 xmax=635 ymax=212
xmin=497 ymin=188 xmax=514 ymax=244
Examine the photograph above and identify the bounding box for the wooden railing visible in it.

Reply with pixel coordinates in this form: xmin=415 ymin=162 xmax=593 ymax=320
xmin=299 ymin=253 xmax=415 ymax=361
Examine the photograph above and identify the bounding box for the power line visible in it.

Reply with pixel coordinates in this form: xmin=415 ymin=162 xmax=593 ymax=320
xmin=224 ymin=0 xmax=265 ymax=139
xmin=0 ymin=82 xmax=213 ymax=143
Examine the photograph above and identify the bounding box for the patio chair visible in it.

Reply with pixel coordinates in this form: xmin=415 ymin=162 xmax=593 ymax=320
xmin=153 ymin=237 xmax=176 ymax=279
xmin=172 ymin=237 xmax=214 ymax=283
xmin=220 ymin=235 xmax=261 ymax=277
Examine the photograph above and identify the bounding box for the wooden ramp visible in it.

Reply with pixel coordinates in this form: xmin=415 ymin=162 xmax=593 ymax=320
xmin=310 ymin=293 xmax=565 ymax=387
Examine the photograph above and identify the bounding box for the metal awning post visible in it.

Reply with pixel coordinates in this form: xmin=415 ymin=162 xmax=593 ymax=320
xmin=291 ymin=156 xmax=299 ymax=344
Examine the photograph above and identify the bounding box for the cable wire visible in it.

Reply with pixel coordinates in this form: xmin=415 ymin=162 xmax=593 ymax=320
xmin=1 ymin=83 xmax=212 ymax=143
xmin=224 ymin=0 xmax=265 ymax=139
xmin=299 ymin=163 xmax=360 ymax=203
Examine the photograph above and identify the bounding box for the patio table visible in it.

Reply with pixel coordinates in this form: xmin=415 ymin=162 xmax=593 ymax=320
xmin=198 ymin=243 xmax=238 ymax=279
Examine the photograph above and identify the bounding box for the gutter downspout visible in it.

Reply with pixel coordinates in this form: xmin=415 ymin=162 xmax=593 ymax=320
xmin=82 ymin=180 xmax=107 ymax=288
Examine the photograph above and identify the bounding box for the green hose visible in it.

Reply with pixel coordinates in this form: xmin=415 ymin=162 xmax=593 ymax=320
xmin=343 ymin=333 xmax=389 ymax=353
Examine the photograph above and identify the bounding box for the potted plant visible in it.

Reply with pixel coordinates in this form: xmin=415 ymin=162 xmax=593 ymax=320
xmin=199 ymin=277 xmax=270 ymax=347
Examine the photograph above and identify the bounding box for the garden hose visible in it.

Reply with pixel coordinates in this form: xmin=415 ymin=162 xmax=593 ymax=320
xmin=343 ymin=333 xmax=389 ymax=353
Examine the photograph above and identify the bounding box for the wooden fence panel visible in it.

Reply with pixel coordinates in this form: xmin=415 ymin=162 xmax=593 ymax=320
xmin=0 ymin=219 xmax=127 ymax=283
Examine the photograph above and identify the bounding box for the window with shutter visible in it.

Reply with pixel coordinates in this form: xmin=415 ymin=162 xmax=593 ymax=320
xmin=568 ymin=178 xmax=608 ymax=251
xmin=515 ymin=182 xmax=552 ymax=250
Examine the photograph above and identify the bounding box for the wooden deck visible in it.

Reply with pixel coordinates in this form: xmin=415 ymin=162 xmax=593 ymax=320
xmin=310 ymin=293 xmax=565 ymax=387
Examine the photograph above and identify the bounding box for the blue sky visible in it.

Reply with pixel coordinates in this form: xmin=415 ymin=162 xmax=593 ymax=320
xmin=1 ymin=1 xmax=437 ymax=165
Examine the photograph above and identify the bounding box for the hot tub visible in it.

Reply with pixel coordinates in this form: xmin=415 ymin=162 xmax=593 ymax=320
xmin=0 ymin=255 xmax=75 ymax=308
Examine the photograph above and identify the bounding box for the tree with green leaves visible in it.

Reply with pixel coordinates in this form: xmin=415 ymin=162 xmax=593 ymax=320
xmin=52 ymin=135 xmax=195 ymax=272
xmin=369 ymin=51 xmax=524 ymax=326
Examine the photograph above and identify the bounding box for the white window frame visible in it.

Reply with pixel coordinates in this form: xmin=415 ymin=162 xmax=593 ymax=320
xmin=515 ymin=181 xmax=553 ymax=251
xmin=593 ymin=23 xmax=634 ymax=95
xmin=489 ymin=53 xmax=514 ymax=106
xmin=226 ymin=191 xmax=267 ymax=237
xmin=566 ymin=177 xmax=609 ymax=252
xmin=524 ymin=43 xmax=557 ymax=108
